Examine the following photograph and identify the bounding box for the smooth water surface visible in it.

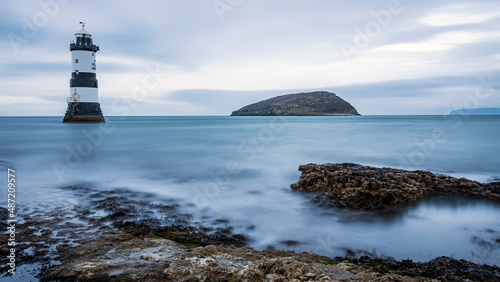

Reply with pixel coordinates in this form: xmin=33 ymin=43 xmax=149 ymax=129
xmin=1 ymin=115 xmax=499 ymax=265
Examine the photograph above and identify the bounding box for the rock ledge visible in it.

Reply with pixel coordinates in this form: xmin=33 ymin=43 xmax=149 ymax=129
xmin=291 ymin=163 xmax=500 ymax=210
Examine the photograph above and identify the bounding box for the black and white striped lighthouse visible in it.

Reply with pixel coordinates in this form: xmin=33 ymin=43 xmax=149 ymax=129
xmin=63 ymin=22 xmax=105 ymax=123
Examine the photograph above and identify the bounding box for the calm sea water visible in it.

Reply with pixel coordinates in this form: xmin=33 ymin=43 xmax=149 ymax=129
xmin=1 ymin=115 xmax=499 ymax=265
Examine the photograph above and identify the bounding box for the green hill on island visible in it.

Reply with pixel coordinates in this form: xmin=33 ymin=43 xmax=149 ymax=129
xmin=231 ymin=91 xmax=360 ymax=116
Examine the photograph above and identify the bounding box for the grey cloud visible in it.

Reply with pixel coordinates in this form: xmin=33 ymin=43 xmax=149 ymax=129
xmin=1 ymin=0 xmax=500 ymax=115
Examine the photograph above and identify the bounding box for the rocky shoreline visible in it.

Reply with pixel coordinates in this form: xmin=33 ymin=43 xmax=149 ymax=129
xmin=38 ymin=231 xmax=404 ymax=281
xmin=1 ymin=183 xmax=499 ymax=281
xmin=291 ymin=163 xmax=500 ymax=210
xmin=40 ymin=231 xmax=500 ymax=281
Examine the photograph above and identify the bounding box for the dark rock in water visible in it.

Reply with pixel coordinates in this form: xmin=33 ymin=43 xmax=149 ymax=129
xmin=291 ymin=163 xmax=500 ymax=210
xmin=339 ymin=255 xmax=500 ymax=282
xmin=231 ymin=91 xmax=360 ymax=116
xmin=485 ymin=182 xmax=500 ymax=194
xmin=279 ymin=240 xmax=302 ymax=247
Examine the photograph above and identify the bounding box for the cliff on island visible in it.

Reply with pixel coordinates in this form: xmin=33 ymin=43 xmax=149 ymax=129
xmin=231 ymin=91 xmax=360 ymax=116
xmin=291 ymin=163 xmax=500 ymax=210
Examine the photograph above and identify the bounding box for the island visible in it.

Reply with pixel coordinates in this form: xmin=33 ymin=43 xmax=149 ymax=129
xmin=231 ymin=91 xmax=360 ymax=116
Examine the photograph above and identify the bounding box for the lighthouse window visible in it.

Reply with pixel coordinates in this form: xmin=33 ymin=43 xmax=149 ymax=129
xmin=75 ymin=59 xmax=79 ymax=64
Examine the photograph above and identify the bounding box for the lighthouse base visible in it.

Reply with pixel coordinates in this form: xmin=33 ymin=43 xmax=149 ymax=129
xmin=63 ymin=102 xmax=105 ymax=123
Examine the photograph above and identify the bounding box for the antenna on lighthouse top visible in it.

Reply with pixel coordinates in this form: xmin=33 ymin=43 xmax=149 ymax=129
xmin=79 ymin=22 xmax=86 ymax=29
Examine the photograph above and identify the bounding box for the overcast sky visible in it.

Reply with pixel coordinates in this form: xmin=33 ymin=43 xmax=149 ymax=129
xmin=1 ymin=0 xmax=499 ymax=116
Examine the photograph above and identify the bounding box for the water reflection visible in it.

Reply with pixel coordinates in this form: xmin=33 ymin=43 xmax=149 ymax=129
xmin=262 ymin=194 xmax=500 ymax=265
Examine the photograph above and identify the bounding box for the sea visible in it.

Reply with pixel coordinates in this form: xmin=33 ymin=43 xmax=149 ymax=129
xmin=1 ymin=115 xmax=499 ymax=268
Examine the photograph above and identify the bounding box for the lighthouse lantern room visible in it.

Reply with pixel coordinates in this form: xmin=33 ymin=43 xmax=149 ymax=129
xmin=63 ymin=22 xmax=105 ymax=123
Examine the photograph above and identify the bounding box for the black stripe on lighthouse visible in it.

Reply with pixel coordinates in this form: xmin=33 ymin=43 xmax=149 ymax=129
xmin=70 ymin=72 xmax=98 ymax=88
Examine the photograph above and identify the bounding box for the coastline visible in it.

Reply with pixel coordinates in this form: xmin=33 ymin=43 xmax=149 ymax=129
xmin=1 ymin=184 xmax=498 ymax=281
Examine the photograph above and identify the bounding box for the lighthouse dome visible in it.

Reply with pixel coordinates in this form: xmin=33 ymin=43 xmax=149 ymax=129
xmin=70 ymin=22 xmax=99 ymax=52
xmin=75 ymin=27 xmax=92 ymax=37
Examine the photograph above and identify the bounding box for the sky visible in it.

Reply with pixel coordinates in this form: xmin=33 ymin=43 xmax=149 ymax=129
xmin=0 ymin=0 xmax=499 ymax=116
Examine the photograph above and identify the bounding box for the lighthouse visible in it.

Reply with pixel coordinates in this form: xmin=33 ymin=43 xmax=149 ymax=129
xmin=63 ymin=22 xmax=105 ymax=123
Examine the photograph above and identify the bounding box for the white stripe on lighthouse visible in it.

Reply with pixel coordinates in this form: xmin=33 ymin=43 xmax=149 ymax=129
xmin=71 ymin=51 xmax=96 ymax=73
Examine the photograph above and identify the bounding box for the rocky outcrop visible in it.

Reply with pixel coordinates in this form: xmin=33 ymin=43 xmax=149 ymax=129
xmin=40 ymin=232 xmax=500 ymax=281
xmin=291 ymin=163 xmax=500 ymax=210
xmin=40 ymin=232 xmax=439 ymax=281
xmin=3 ymin=184 xmax=498 ymax=281
xmin=231 ymin=91 xmax=360 ymax=116
xmin=345 ymin=255 xmax=500 ymax=281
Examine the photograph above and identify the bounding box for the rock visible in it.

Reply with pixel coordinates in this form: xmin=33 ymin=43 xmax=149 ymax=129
xmin=231 ymin=91 xmax=360 ymax=116
xmin=42 ymin=230 xmax=442 ymax=281
xmin=9 ymin=183 xmax=498 ymax=281
xmin=291 ymin=163 xmax=500 ymax=210
xmin=200 ymin=245 xmax=221 ymax=255
xmin=485 ymin=182 xmax=500 ymax=194
xmin=343 ymin=255 xmax=500 ymax=282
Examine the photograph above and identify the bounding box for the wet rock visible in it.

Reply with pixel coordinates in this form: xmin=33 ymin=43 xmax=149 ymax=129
xmin=280 ymin=240 xmax=302 ymax=247
xmin=43 ymin=232 xmax=425 ymax=281
xmin=291 ymin=163 xmax=500 ymax=210
xmin=195 ymin=245 xmax=221 ymax=256
xmin=340 ymin=255 xmax=500 ymax=282
xmin=213 ymin=218 xmax=230 ymax=224
xmin=199 ymin=228 xmax=248 ymax=247
xmin=485 ymin=182 xmax=500 ymax=194
xmin=114 ymin=219 xmax=248 ymax=248
xmin=8 ymin=183 xmax=498 ymax=281
xmin=1 ymin=185 xmax=251 ymax=279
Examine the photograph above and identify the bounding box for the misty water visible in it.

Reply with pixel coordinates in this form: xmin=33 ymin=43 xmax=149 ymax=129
xmin=1 ymin=115 xmax=499 ymax=265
